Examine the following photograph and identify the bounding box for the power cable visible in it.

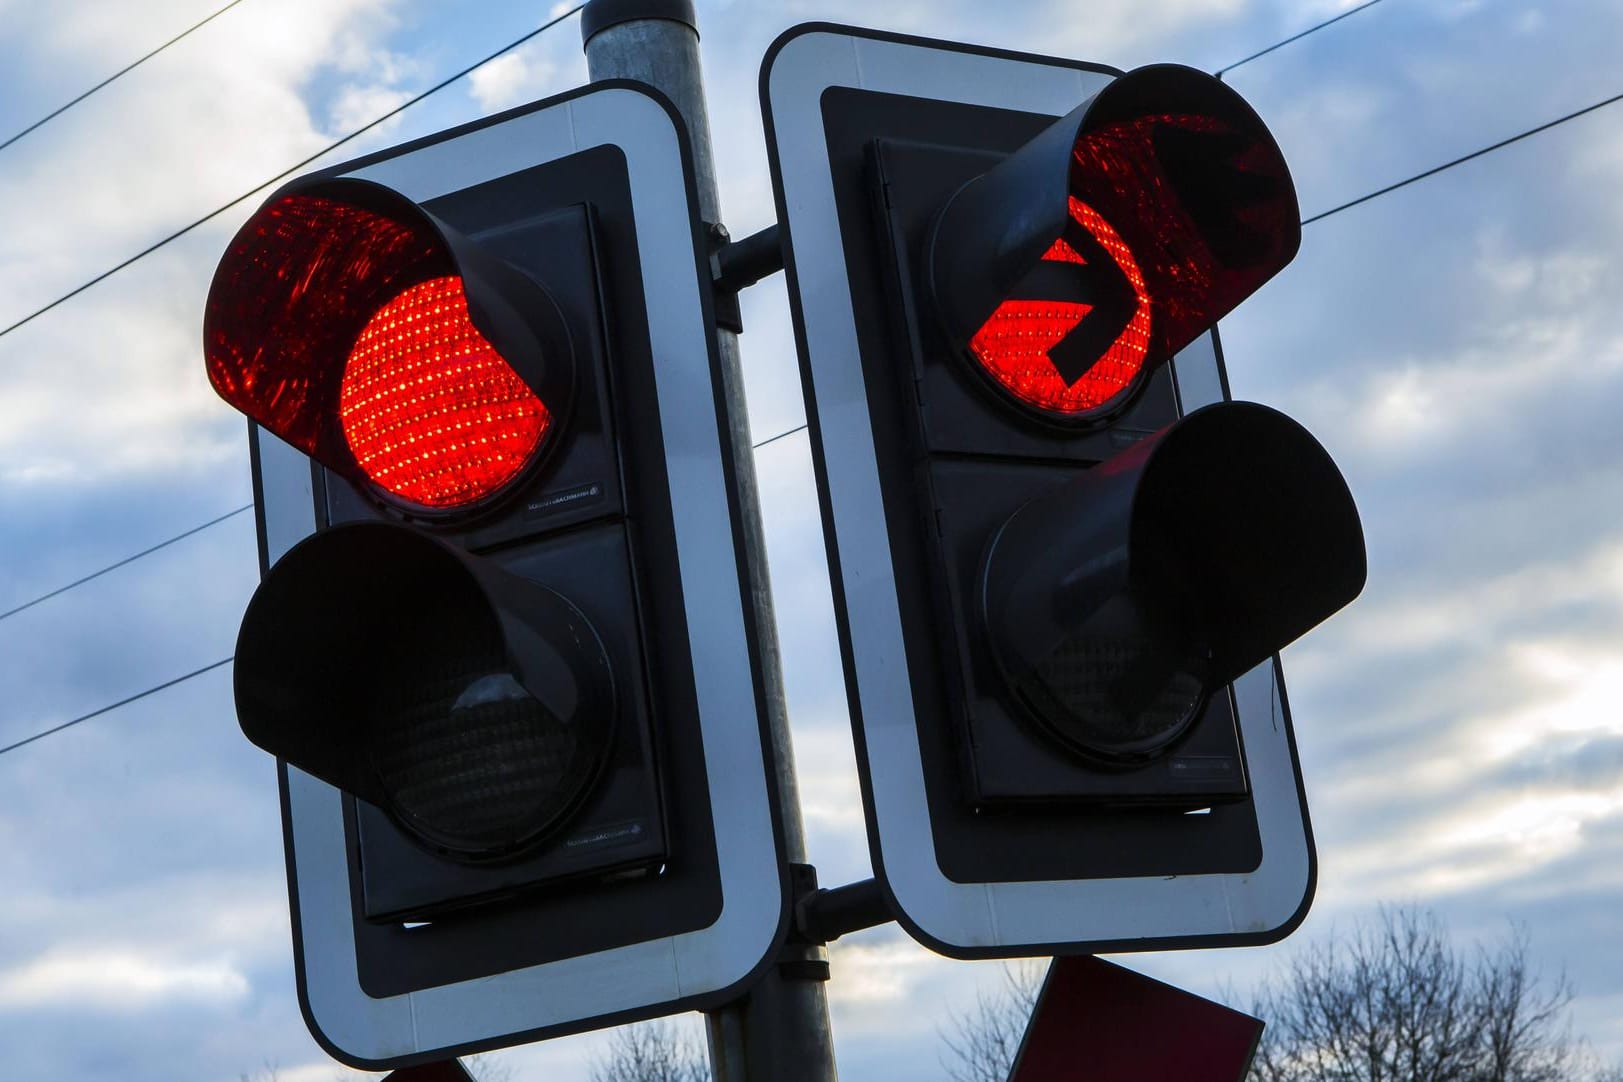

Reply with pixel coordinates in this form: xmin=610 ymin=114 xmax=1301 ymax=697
xmin=752 ymin=423 xmax=808 ymax=450
xmin=3 ymin=413 xmax=815 ymax=622
xmin=0 ymin=503 xmax=253 ymax=625
xmin=1302 ymin=88 xmax=1623 ymax=225
xmin=0 ymin=656 xmax=234 ymax=758
xmin=1216 ymin=0 xmax=1388 ymax=77
xmin=0 ymin=3 xmax=587 ymax=345
xmin=0 ymin=415 xmax=811 ymax=628
xmin=0 ymin=0 xmax=249 ymax=155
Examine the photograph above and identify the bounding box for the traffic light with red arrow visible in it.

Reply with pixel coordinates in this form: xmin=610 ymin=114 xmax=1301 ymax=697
xmin=858 ymin=61 xmax=1362 ymax=816
xmin=762 ymin=27 xmax=1365 ymax=956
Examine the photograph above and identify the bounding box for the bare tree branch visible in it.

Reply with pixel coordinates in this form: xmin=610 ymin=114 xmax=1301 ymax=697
xmin=940 ymin=960 xmax=1046 ymax=1082
xmin=589 ymin=1018 xmax=710 ymax=1082
xmin=1247 ymin=905 xmax=1594 ymax=1082
xmin=464 ymin=1052 xmax=516 ymax=1082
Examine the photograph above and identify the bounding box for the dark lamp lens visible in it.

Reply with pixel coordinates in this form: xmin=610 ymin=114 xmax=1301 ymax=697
xmin=370 ymin=664 xmax=592 ymax=857
xmin=339 ymin=275 xmax=551 ymax=510
xmin=1012 ymin=597 xmax=1210 ymax=763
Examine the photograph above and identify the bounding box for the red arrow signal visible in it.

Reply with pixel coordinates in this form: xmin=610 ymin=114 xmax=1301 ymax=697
xmin=967 ymin=197 xmax=1150 ymax=418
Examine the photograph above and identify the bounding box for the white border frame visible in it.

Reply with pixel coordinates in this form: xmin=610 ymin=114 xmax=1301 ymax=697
xmin=763 ymin=27 xmax=1313 ymax=955
xmin=253 ymin=85 xmax=781 ymax=1061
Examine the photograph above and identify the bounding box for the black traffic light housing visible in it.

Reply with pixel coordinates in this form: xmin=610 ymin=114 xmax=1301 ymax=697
xmin=210 ymin=102 xmax=783 ymax=1017
xmin=811 ymin=59 xmax=1363 ymax=884
xmin=980 ymin=402 xmax=1363 ymax=776
xmin=212 ymin=166 xmax=674 ymax=932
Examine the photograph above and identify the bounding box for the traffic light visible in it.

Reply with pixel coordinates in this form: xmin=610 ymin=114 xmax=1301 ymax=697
xmin=762 ymin=25 xmax=1364 ymax=955
xmin=213 ymin=175 xmax=666 ymax=907
xmin=206 ymin=83 xmax=787 ymax=1066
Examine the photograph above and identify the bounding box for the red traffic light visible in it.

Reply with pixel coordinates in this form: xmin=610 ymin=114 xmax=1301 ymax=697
xmin=340 ymin=275 xmax=551 ymax=510
xmin=932 ymin=65 xmax=1300 ymax=423
xmin=967 ymin=197 xmax=1150 ymax=415
xmin=204 ymin=178 xmax=574 ymax=516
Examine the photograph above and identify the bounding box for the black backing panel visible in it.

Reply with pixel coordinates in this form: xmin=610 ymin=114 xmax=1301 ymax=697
xmin=821 ymin=85 xmax=1265 ymax=883
xmin=305 ymin=146 xmax=724 ymax=998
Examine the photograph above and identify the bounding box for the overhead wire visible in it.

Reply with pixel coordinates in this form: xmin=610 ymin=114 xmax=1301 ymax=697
xmin=752 ymin=423 xmax=808 ymax=451
xmin=0 ymin=0 xmax=1394 ymax=348
xmin=1 ymin=415 xmax=811 ymax=629
xmin=0 ymin=503 xmax=253 ymax=624
xmin=0 ymin=656 xmax=234 ymax=758
xmin=0 ymin=0 xmax=250 ymax=155
xmin=1211 ymin=0 xmax=1623 ymax=225
xmin=1301 ymin=88 xmax=1623 ymax=225
xmin=0 ymin=3 xmax=587 ymax=344
xmin=1215 ymin=0 xmax=1387 ymax=77
xmin=0 ymin=0 xmax=1389 ymax=347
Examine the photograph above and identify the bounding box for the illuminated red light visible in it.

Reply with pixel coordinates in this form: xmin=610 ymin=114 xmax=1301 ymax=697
xmin=340 ymin=277 xmax=551 ymax=510
xmin=1041 ymin=237 xmax=1086 ymax=265
xmin=963 ymin=107 xmax=1293 ymax=421
xmin=205 ymin=184 xmax=563 ymax=515
xmin=969 ymin=197 xmax=1150 ymax=416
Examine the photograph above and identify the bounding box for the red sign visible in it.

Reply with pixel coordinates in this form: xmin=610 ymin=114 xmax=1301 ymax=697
xmin=1010 ymin=956 xmax=1263 ymax=1082
xmin=382 ymin=1062 xmax=475 ymax=1082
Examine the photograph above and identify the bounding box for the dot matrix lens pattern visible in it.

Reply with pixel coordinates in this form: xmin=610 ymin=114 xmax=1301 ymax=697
xmin=371 ymin=664 xmax=587 ymax=857
xmin=339 ymin=276 xmax=551 ymax=510
xmin=968 ymin=197 xmax=1149 ymax=416
xmin=1018 ymin=630 xmax=1207 ymax=763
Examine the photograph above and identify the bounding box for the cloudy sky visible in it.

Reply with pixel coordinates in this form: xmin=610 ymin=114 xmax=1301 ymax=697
xmin=3 ymin=0 xmax=1623 ymax=1078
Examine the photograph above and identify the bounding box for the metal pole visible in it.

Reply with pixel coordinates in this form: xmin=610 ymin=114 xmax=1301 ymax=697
xmin=580 ymin=4 xmax=838 ymax=1081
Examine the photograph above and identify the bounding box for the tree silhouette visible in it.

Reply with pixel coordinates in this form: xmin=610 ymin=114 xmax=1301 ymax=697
xmin=588 ymin=1018 xmax=710 ymax=1082
xmin=939 ymin=960 xmax=1044 ymax=1082
xmin=937 ymin=908 xmax=1621 ymax=1082
xmin=1251 ymin=906 xmax=1604 ymax=1082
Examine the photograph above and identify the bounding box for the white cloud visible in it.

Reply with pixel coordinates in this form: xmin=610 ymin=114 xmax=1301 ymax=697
xmin=468 ymin=50 xmax=561 ymax=113
xmin=1484 ymin=641 xmax=1623 ymax=755
xmin=792 ymin=723 xmax=866 ymax=836
xmin=827 ymin=938 xmax=941 ymax=1008
xmin=0 ymin=0 xmax=409 ymax=496
xmin=0 ymin=949 xmax=249 ymax=1010
xmin=1304 ymin=540 xmax=1623 ymax=670
xmin=325 ymin=82 xmax=415 ymax=137
xmin=1034 ymin=0 xmax=1250 ymax=58
xmin=1324 ymin=782 xmax=1623 ymax=905
xmin=1303 ymin=240 xmax=1622 ymax=463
